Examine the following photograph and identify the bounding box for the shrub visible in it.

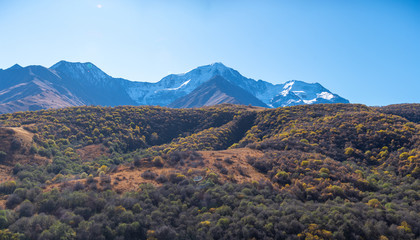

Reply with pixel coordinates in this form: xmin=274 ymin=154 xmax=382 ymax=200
xmin=6 ymin=194 xmax=22 ymax=209
xmin=301 ymin=161 xmax=309 ymax=167
xmin=18 ymin=200 xmax=35 ymax=217
xmin=141 ymin=170 xmax=157 ymax=180
xmin=156 ymin=174 xmax=168 ymax=183
xmin=152 ymin=156 xmax=164 ymax=167
xmin=367 ymin=198 xmax=382 ymax=208
xmin=0 ymin=181 xmax=16 ymax=194
xmin=10 ymin=139 xmax=21 ymax=151
xmin=345 ymin=147 xmax=355 ymax=156
xmin=0 ymin=151 xmax=6 ymax=162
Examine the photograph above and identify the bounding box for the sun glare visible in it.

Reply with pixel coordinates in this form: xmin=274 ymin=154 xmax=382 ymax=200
xmin=97 ymin=4 xmax=102 ymax=9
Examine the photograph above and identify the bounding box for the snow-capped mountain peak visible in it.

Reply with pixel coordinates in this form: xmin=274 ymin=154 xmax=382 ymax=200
xmin=124 ymin=63 xmax=348 ymax=107
xmin=50 ymin=61 xmax=109 ymax=81
xmin=125 ymin=62 xmax=249 ymax=106
xmin=270 ymin=80 xmax=348 ymax=107
xmin=196 ymin=62 xmax=227 ymax=71
xmin=0 ymin=60 xmax=349 ymax=112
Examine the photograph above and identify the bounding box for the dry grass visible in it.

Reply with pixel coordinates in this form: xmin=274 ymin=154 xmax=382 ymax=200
xmin=44 ymin=148 xmax=272 ymax=193
xmin=7 ymin=126 xmax=34 ymax=145
xmin=76 ymin=144 xmax=109 ymax=161
xmin=199 ymin=148 xmax=269 ymax=183
xmin=0 ymin=126 xmax=50 ymax=166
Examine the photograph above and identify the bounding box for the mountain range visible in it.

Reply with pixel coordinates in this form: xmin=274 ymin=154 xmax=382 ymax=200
xmin=0 ymin=61 xmax=349 ymax=113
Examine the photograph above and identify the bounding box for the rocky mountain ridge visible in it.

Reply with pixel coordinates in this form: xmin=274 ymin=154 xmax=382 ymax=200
xmin=0 ymin=61 xmax=349 ymax=113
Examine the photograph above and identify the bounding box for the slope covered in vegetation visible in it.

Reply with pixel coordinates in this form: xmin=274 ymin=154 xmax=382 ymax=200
xmin=0 ymin=103 xmax=418 ymax=239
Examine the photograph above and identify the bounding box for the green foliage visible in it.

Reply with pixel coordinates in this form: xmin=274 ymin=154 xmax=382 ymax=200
xmin=0 ymin=180 xmax=414 ymax=239
xmin=0 ymin=104 xmax=418 ymax=239
xmin=0 ymin=229 xmax=22 ymax=240
xmin=0 ymin=181 xmax=17 ymax=195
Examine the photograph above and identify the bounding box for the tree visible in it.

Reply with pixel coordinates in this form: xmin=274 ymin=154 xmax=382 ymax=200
xmin=0 ymin=229 xmax=22 ymax=240
xmin=18 ymin=200 xmax=35 ymax=217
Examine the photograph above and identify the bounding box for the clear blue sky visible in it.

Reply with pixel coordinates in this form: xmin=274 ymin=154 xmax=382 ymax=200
xmin=0 ymin=0 xmax=419 ymax=106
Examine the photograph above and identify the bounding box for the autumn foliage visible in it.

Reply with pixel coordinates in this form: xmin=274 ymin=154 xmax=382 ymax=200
xmin=0 ymin=103 xmax=418 ymax=239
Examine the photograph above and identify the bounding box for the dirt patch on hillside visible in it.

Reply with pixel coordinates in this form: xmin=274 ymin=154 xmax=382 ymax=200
xmin=0 ymin=165 xmax=14 ymax=184
xmin=199 ymin=148 xmax=270 ymax=184
xmin=7 ymin=127 xmax=34 ymax=146
xmin=44 ymin=166 xmax=175 ymax=193
xmin=76 ymin=144 xmax=109 ymax=161
xmin=44 ymin=148 xmax=272 ymax=193
xmin=0 ymin=126 xmax=49 ymax=174
xmin=0 ymin=127 xmax=33 ymax=162
xmin=243 ymin=106 xmax=268 ymax=112
xmin=109 ymin=166 xmax=178 ymax=193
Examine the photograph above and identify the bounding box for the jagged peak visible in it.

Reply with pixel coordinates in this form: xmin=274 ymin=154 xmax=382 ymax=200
xmin=7 ymin=64 xmax=23 ymax=70
xmin=282 ymin=79 xmax=324 ymax=89
xmin=210 ymin=62 xmax=226 ymax=67
xmin=195 ymin=62 xmax=231 ymax=72
xmin=283 ymin=79 xmax=314 ymax=85
xmin=51 ymin=60 xmax=97 ymax=70
xmin=50 ymin=60 xmax=109 ymax=79
xmin=164 ymin=62 xmax=242 ymax=80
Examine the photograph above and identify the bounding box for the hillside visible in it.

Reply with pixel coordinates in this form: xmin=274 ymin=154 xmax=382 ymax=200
xmin=0 ymin=103 xmax=418 ymax=239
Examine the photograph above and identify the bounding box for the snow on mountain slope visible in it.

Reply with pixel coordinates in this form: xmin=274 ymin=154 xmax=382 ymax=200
xmin=125 ymin=63 xmax=348 ymax=107
xmin=0 ymin=60 xmax=350 ymax=113
xmin=270 ymin=80 xmax=349 ymax=107
xmin=125 ymin=62 xmax=283 ymax=106
xmin=168 ymin=76 xmax=268 ymax=108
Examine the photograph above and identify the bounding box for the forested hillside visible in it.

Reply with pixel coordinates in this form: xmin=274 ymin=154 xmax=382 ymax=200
xmin=0 ymin=103 xmax=418 ymax=239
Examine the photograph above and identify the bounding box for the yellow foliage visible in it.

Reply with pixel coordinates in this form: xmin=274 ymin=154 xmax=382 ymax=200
xmin=397 ymin=221 xmax=412 ymax=233
xmin=301 ymin=161 xmax=309 ymax=167
xmin=298 ymin=224 xmax=333 ymax=240
xmin=98 ymin=165 xmax=108 ymax=173
xmin=199 ymin=221 xmax=211 ymax=226
xmin=367 ymin=198 xmax=382 ymax=208
xmin=344 ymin=147 xmax=354 ymax=156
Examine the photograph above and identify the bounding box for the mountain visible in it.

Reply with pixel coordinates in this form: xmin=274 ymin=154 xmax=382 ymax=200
xmin=270 ymin=80 xmax=349 ymax=107
xmin=124 ymin=62 xmax=348 ymax=107
xmin=0 ymin=61 xmax=349 ymax=113
xmin=168 ymin=76 xmax=268 ymax=108
xmin=0 ymin=65 xmax=85 ymax=113
xmin=0 ymin=61 xmax=138 ymax=113
xmin=7 ymin=64 xmax=23 ymax=70
xmin=50 ymin=61 xmax=137 ymax=106
xmin=124 ymin=62 xmax=283 ymax=106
